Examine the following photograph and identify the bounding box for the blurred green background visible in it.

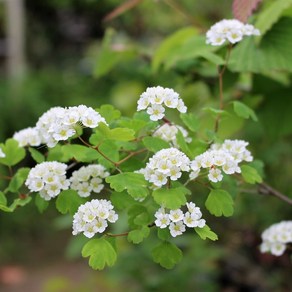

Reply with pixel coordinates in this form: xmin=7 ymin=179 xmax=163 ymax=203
xmin=0 ymin=0 xmax=291 ymax=291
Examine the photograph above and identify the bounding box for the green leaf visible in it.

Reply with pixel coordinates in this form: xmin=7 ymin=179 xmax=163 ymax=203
xmin=5 ymin=167 xmax=30 ymax=193
xmin=118 ymin=118 xmax=148 ymax=134
xmin=110 ymin=191 xmax=136 ymax=210
xmin=97 ymin=140 xmax=119 ymax=168
xmin=28 ymin=147 xmax=45 ymax=163
xmin=35 ymin=194 xmax=49 ymax=213
xmin=241 ymin=165 xmax=263 ymax=184
xmin=152 ymin=27 xmax=198 ymax=72
xmin=96 ymin=104 xmax=121 ymax=123
xmin=9 ymin=196 xmax=32 ymax=211
xmin=152 ymin=186 xmax=190 ymax=210
xmin=0 ymin=191 xmax=7 ymax=206
xmin=205 ymin=189 xmax=234 ymax=217
xmin=128 ymin=204 xmax=150 ymax=228
xmin=96 ymin=123 xmax=135 ymax=142
xmin=61 ymin=144 xmax=100 ymax=162
xmin=255 ymin=0 xmax=292 ymax=39
xmin=233 ymin=101 xmax=258 ymax=121
xmin=142 ymin=136 xmax=170 ymax=153
xmin=47 ymin=144 xmax=70 ymax=162
xmin=82 ymin=238 xmax=117 ymax=270
xmin=0 ymin=139 xmax=26 ymax=166
xmin=180 ymin=113 xmax=200 ymax=132
xmin=106 ymin=173 xmax=149 ymax=200
xmin=128 ymin=226 xmax=150 ymax=244
xmin=229 ymin=17 xmax=292 ymax=73
xmin=176 ymin=130 xmax=193 ymax=158
xmin=56 ymin=190 xmax=85 ymax=215
xmin=157 ymin=228 xmax=171 ymax=241
xmin=152 ymin=241 xmax=182 ymax=269
xmin=195 ymin=224 xmax=218 ymax=241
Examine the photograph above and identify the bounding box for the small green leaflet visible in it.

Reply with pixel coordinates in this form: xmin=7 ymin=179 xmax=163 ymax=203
xmin=127 ymin=226 xmax=150 ymax=244
xmin=152 ymin=241 xmax=183 ymax=269
xmin=35 ymin=194 xmax=49 ymax=213
xmin=128 ymin=204 xmax=151 ymax=229
xmin=241 ymin=165 xmax=263 ymax=184
xmin=95 ymin=104 xmax=121 ymax=123
xmin=0 ymin=196 xmax=32 ymax=212
xmin=0 ymin=139 xmax=25 ymax=166
xmin=180 ymin=113 xmax=200 ymax=132
xmin=4 ymin=167 xmax=30 ymax=193
xmin=205 ymin=189 xmax=234 ymax=217
xmin=82 ymin=238 xmax=117 ymax=270
xmin=152 ymin=186 xmax=190 ymax=210
xmin=195 ymin=225 xmax=218 ymax=241
xmin=56 ymin=190 xmax=85 ymax=215
xmin=96 ymin=123 xmax=135 ymax=142
xmin=233 ymin=101 xmax=258 ymax=121
xmin=142 ymin=136 xmax=170 ymax=153
xmin=106 ymin=172 xmax=149 ymax=200
xmin=28 ymin=147 xmax=45 ymax=163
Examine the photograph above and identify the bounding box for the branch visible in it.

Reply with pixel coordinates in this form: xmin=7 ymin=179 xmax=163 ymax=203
xmin=258 ymin=182 xmax=292 ymax=205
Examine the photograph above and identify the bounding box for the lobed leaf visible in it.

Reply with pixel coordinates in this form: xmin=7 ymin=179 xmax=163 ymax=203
xmin=195 ymin=225 xmax=218 ymax=241
xmin=233 ymin=101 xmax=258 ymax=121
xmin=180 ymin=113 xmax=200 ymax=132
xmin=127 ymin=226 xmax=150 ymax=244
xmin=241 ymin=165 xmax=263 ymax=184
xmin=5 ymin=167 xmax=30 ymax=193
xmin=96 ymin=104 xmax=121 ymax=123
xmin=142 ymin=137 xmax=170 ymax=153
xmin=28 ymin=147 xmax=45 ymax=163
xmin=0 ymin=139 xmax=26 ymax=166
xmin=56 ymin=190 xmax=85 ymax=215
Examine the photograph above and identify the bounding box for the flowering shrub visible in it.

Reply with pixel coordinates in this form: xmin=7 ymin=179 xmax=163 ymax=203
xmin=0 ymin=14 xmax=290 ymax=271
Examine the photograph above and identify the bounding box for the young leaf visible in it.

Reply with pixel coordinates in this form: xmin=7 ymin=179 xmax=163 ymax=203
xmin=61 ymin=145 xmax=100 ymax=162
xmin=35 ymin=194 xmax=49 ymax=213
xmin=110 ymin=191 xmax=136 ymax=210
xmin=205 ymin=189 xmax=234 ymax=217
xmin=142 ymin=137 xmax=170 ymax=153
xmin=97 ymin=123 xmax=135 ymax=142
xmin=9 ymin=196 xmax=32 ymax=211
xmin=128 ymin=204 xmax=150 ymax=228
xmin=241 ymin=165 xmax=263 ymax=184
xmin=82 ymin=238 xmax=117 ymax=270
xmin=5 ymin=167 xmax=30 ymax=193
xmin=180 ymin=113 xmax=200 ymax=132
xmin=96 ymin=104 xmax=121 ymax=123
xmin=152 ymin=241 xmax=183 ymax=269
xmin=0 ymin=139 xmax=25 ymax=166
xmin=233 ymin=101 xmax=258 ymax=121
xmin=106 ymin=173 xmax=149 ymax=200
xmin=232 ymin=0 xmax=262 ymax=23
xmin=195 ymin=225 xmax=218 ymax=241
xmin=152 ymin=186 xmax=190 ymax=210
xmin=127 ymin=226 xmax=150 ymax=244
xmin=157 ymin=228 xmax=171 ymax=241
xmin=56 ymin=190 xmax=85 ymax=215
xmin=28 ymin=147 xmax=45 ymax=163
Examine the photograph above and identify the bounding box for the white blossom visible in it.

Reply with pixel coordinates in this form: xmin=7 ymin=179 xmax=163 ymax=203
xmin=206 ymin=19 xmax=260 ymax=46
xmin=13 ymin=127 xmax=42 ymax=147
xmin=72 ymin=199 xmax=118 ymax=238
xmin=260 ymin=221 xmax=292 ymax=256
xmin=137 ymin=86 xmax=187 ymax=121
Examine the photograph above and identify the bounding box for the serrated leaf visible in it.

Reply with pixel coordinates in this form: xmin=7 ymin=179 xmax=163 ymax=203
xmin=35 ymin=193 xmax=49 ymax=213
xmin=56 ymin=190 xmax=85 ymax=215
xmin=128 ymin=204 xmax=149 ymax=229
xmin=96 ymin=104 xmax=121 ymax=123
xmin=180 ymin=113 xmax=200 ymax=132
xmin=82 ymin=238 xmax=117 ymax=270
xmin=96 ymin=123 xmax=135 ymax=142
xmin=0 ymin=139 xmax=26 ymax=166
xmin=152 ymin=241 xmax=182 ymax=269
xmin=152 ymin=186 xmax=190 ymax=210
xmin=157 ymin=228 xmax=171 ymax=241
xmin=229 ymin=17 xmax=292 ymax=73
xmin=61 ymin=144 xmax=100 ymax=162
xmin=241 ymin=165 xmax=263 ymax=184
xmin=205 ymin=189 xmax=234 ymax=217
xmin=233 ymin=101 xmax=258 ymax=121
xmin=106 ymin=172 xmax=149 ymax=199
xmin=128 ymin=226 xmax=150 ymax=244
xmin=232 ymin=0 xmax=262 ymax=22
xmin=255 ymin=0 xmax=292 ymax=39
xmin=110 ymin=191 xmax=136 ymax=210
xmin=28 ymin=147 xmax=45 ymax=163
xmin=5 ymin=167 xmax=30 ymax=193
xmin=195 ymin=224 xmax=218 ymax=241
xmin=142 ymin=136 xmax=170 ymax=153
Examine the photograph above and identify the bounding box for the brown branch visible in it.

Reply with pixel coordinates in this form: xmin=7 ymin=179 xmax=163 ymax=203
xmin=258 ymin=182 xmax=292 ymax=205
xmin=116 ymin=148 xmax=148 ymax=166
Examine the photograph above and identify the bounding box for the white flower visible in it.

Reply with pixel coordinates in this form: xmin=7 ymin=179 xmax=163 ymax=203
xmin=208 ymin=168 xmax=223 ymax=183
xmin=72 ymin=199 xmax=118 ymax=238
xmin=206 ymin=19 xmax=260 ymax=46
xmin=25 ymin=161 xmax=69 ymax=201
xmin=0 ymin=147 xmax=5 ymax=158
xmin=260 ymin=221 xmax=292 ymax=256
xmin=137 ymin=86 xmax=187 ymax=121
xmin=169 ymin=209 xmax=184 ymax=222
xmin=69 ymin=164 xmax=109 ymax=198
xmin=169 ymin=221 xmax=186 ymax=237
xmin=144 ymin=148 xmax=190 ymax=187
xmin=13 ymin=127 xmax=42 ymax=147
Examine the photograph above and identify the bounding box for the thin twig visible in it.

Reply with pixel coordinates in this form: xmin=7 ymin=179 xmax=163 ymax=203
xmin=258 ymin=182 xmax=292 ymax=205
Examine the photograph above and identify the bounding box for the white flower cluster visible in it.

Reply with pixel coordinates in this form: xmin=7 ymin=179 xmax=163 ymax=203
xmin=137 ymin=86 xmax=187 ymax=121
xmin=190 ymin=139 xmax=253 ymax=183
xmin=142 ymin=148 xmax=190 ymax=187
xmin=13 ymin=127 xmax=42 ymax=147
xmin=13 ymin=105 xmax=106 ymax=148
xmin=70 ymin=164 xmax=110 ymax=197
xmin=206 ymin=19 xmax=260 ymax=46
xmin=0 ymin=147 xmax=5 ymax=158
xmin=153 ymin=124 xmax=191 ymax=148
xmin=154 ymin=202 xmax=206 ymax=237
xmin=260 ymin=221 xmax=292 ymax=256
xmin=25 ymin=161 xmax=69 ymax=200
xmin=72 ymin=199 xmax=118 ymax=238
